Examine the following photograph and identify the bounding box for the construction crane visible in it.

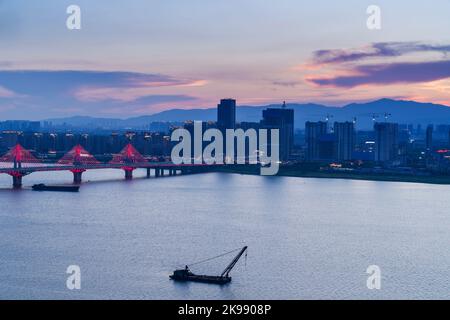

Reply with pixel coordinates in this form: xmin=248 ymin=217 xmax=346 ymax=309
xmin=220 ymin=246 xmax=248 ymax=278
xmin=372 ymin=113 xmax=391 ymax=122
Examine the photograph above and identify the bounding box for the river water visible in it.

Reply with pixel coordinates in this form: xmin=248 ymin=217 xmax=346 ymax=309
xmin=0 ymin=170 xmax=449 ymax=299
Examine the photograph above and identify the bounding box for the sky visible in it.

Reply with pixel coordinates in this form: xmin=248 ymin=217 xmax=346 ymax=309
xmin=0 ymin=0 xmax=450 ymax=119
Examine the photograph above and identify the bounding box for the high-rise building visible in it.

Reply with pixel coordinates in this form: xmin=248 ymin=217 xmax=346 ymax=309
xmin=374 ymin=122 xmax=399 ymax=162
xmin=261 ymin=107 xmax=294 ymax=161
xmin=426 ymin=124 xmax=433 ymax=151
xmin=305 ymin=121 xmax=328 ymax=161
xmin=333 ymin=121 xmax=355 ymax=161
xmin=217 ymin=99 xmax=236 ymax=130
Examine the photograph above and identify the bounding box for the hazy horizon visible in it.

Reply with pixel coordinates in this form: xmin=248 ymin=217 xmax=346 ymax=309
xmin=0 ymin=97 xmax=446 ymax=122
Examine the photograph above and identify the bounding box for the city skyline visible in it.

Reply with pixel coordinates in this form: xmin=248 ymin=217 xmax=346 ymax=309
xmin=2 ymin=98 xmax=450 ymax=188
xmin=1 ymin=1 xmax=450 ymax=119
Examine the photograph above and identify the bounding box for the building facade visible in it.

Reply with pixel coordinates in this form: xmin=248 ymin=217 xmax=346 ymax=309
xmin=374 ymin=122 xmax=399 ymax=162
xmin=217 ymin=99 xmax=236 ymax=130
xmin=305 ymin=121 xmax=328 ymax=161
xmin=334 ymin=122 xmax=355 ymax=161
xmin=261 ymin=108 xmax=294 ymax=161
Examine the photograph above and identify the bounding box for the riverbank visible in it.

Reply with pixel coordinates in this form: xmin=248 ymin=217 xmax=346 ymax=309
xmin=217 ymin=165 xmax=450 ymax=185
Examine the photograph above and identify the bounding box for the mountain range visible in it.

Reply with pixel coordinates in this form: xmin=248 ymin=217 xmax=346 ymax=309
xmin=45 ymin=98 xmax=450 ymax=130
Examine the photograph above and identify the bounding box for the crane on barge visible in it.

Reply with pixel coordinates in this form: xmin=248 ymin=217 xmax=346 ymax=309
xmin=170 ymin=246 xmax=248 ymax=285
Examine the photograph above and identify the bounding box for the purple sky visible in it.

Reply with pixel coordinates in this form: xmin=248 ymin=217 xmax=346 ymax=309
xmin=1 ymin=0 xmax=450 ymax=119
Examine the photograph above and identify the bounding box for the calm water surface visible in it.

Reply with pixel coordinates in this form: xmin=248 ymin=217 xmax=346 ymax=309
xmin=0 ymin=170 xmax=449 ymax=299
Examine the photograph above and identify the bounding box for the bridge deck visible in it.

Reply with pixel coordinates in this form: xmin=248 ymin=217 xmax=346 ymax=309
xmin=0 ymin=162 xmax=215 ymax=174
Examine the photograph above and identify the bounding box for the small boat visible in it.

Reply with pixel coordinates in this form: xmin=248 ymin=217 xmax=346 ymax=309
xmin=32 ymin=184 xmax=80 ymax=192
xmin=170 ymin=246 xmax=247 ymax=285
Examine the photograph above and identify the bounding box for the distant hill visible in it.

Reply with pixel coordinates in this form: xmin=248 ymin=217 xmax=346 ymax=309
xmin=46 ymin=98 xmax=450 ymax=130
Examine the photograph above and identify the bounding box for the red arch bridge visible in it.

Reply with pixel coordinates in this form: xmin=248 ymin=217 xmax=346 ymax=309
xmin=0 ymin=144 xmax=221 ymax=188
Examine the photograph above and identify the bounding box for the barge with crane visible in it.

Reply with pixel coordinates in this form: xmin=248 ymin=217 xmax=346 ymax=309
xmin=170 ymin=246 xmax=248 ymax=285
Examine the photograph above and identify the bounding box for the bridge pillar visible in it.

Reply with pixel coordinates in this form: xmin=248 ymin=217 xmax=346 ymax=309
xmin=12 ymin=174 xmax=23 ymax=189
xmin=71 ymin=169 xmax=85 ymax=184
xmin=155 ymin=168 xmax=160 ymax=178
xmin=124 ymin=168 xmax=134 ymax=180
xmin=146 ymin=168 xmax=151 ymax=178
xmin=169 ymin=169 xmax=174 ymax=176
